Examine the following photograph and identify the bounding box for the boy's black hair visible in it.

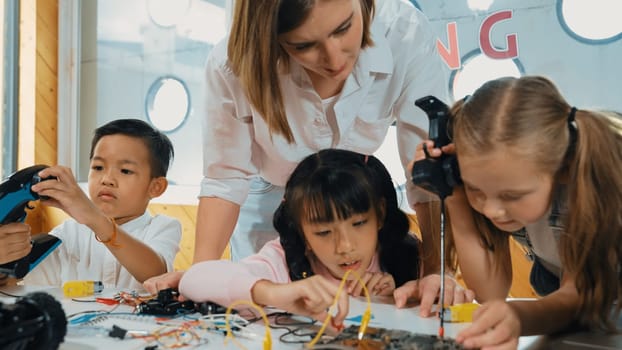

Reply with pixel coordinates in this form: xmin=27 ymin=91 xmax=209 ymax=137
xmin=274 ymin=149 xmax=420 ymax=287
xmin=90 ymin=118 xmax=174 ymax=178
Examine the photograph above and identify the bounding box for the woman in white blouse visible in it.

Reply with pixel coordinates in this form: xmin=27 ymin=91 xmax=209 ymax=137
xmin=146 ymin=0 xmax=453 ymax=303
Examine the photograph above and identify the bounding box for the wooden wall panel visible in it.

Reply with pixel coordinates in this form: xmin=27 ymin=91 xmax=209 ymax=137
xmin=148 ymin=204 xmax=199 ymax=271
xmin=18 ymin=0 xmax=36 ymax=169
xmin=34 ymin=0 xmax=58 ymax=168
xmin=20 ymin=0 xmax=58 ymax=234
xmin=18 ymin=0 xmax=58 ymax=167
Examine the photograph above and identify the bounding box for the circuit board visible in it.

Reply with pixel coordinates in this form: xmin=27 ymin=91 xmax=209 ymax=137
xmin=314 ymin=325 xmax=465 ymax=349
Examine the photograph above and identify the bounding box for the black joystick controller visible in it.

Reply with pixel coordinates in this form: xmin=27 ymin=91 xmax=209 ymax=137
xmin=0 ymin=165 xmax=61 ymax=278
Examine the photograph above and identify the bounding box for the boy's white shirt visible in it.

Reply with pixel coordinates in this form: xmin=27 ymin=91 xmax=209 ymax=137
xmin=23 ymin=211 xmax=181 ymax=292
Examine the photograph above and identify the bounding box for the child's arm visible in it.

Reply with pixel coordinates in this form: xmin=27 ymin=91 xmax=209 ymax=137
xmin=410 ymin=140 xmax=511 ymax=302
xmin=83 ymin=215 xmax=169 ymax=282
xmin=179 ymin=239 xmax=291 ymax=306
xmin=509 ymin=274 xmax=579 ymax=334
xmin=252 ymin=276 xmax=349 ymax=325
xmin=180 ymin=239 xmax=350 ymax=325
xmin=445 ymin=187 xmax=513 ymax=301
xmin=456 ymin=273 xmax=579 ymax=348
xmin=31 ymin=166 xmax=169 ymax=283
xmin=144 ymin=271 xmax=186 ymax=294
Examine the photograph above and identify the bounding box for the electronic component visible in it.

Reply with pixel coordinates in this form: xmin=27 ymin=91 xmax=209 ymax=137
xmin=0 ymin=164 xmax=57 ymax=224
xmin=411 ymin=96 xmax=461 ymax=200
xmin=62 ymin=280 xmax=104 ymax=298
xmin=410 ymin=96 xmax=461 ymax=337
xmin=136 ymin=288 xmax=233 ymax=316
xmin=108 ymin=325 xmax=150 ymax=339
xmin=317 ymin=325 xmax=465 ymax=349
xmin=442 ymin=303 xmax=480 ymax=323
xmin=0 ymin=164 xmax=61 ymax=278
xmin=195 ymin=300 xmax=232 ymax=315
xmin=138 ymin=288 xmax=195 ymax=315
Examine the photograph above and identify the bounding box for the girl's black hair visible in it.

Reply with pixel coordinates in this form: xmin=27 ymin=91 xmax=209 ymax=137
xmin=274 ymin=149 xmax=420 ymax=287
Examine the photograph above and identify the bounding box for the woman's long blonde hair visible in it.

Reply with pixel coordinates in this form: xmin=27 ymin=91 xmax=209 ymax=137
xmin=227 ymin=0 xmax=375 ymax=143
xmin=451 ymin=76 xmax=622 ymax=331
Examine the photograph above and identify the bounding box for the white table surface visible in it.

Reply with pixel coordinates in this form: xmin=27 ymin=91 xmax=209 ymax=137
xmin=2 ymin=285 xmax=617 ymax=349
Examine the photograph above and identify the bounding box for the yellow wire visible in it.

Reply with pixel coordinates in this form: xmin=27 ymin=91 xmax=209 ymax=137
xmin=355 ymin=271 xmax=372 ymax=341
xmin=224 ymin=300 xmax=272 ymax=350
xmin=306 ymin=270 xmax=373 ymax=348
xmin=306 ymin=270 xmax=351 ymax=347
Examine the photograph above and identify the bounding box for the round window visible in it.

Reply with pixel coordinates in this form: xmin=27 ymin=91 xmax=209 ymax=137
xmin=557 ymin=0 xmax=622 ymax=44
xmin=147 ymin=0 xmax=190 ymax=28
xmin=450 ymin=50 xmax=524 ymax=101
xmin=145 ymin=76 xmax=190 ymax=133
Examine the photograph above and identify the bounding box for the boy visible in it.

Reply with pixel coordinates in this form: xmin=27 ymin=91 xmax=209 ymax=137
xmin=24 ymin=119 xmax=181 ymax=291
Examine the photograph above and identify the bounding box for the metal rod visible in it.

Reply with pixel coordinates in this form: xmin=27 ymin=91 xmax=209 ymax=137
xmin=439 ymin=199 xmax=446 ymax=337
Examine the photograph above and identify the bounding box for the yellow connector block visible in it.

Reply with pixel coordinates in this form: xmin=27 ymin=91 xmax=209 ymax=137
xmin=442 ymin=303 xmax=480 ymax=323
xmin=63 ymin=280 xmax=104 ymax=298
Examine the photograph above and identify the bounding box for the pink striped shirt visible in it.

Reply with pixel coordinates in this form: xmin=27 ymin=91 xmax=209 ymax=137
xmin=179 ymin=238 xmax=380 ymax=307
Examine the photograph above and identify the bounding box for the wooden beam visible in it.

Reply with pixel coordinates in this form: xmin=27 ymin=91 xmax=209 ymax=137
xmin=19 ymin=0 xmax=59 ymax=234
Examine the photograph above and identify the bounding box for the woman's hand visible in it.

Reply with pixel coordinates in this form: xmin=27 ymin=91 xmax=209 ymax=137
xmin=456 ymin=300 xmax=521 ymax=349
xmin=0 ymin=223 xmax=32 ymax=264
xmin=252 ymin=275 xmax=349 ymax=328
xmin=347 ymin=271 xmax=396 ymax=297
xmin=393 ymin=273 xmax=475 ymax=317
xmin=143 ymin=271 xmax=186 ymax=295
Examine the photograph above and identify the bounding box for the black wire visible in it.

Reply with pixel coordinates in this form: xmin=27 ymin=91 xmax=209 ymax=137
xmin=245 ymin=309 xmax=290 ymax=323
xmin=231 ymin=308 xmax=319 ymax=343
xmin=271 ymin=312 xmax=318 ymax=344
xmin=226 ymin=310 xmax=318 ymax=344
xmin=273 ymin=312 xmax=315 ymax=327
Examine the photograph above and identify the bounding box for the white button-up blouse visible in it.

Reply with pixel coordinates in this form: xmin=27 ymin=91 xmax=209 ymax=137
xmin=200 ymin=0 xmax=448 ymax=207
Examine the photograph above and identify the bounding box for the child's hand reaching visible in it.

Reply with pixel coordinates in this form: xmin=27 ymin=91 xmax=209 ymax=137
xmin=31 ymin=166 xmax=99 ymax=225
xmin=456 ymin=300 xmax=521 ymax=349
xmin=252 ymin=275 xmax=349 ymax=328
xmin=144 ymin=271 xmax=186 ymax=296
xmin=393 ymin=273 xmax=475 ymax=317
xmin=347 ymin=271 xmax=395 ymax=296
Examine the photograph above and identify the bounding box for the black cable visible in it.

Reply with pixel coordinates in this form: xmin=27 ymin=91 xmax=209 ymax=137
xmin=271 ymin=312 xmax=317 ymax=344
